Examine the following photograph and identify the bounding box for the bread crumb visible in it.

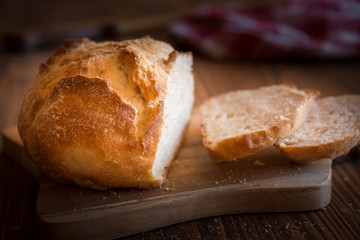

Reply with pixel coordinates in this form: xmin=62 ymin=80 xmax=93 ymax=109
xmin=254 ymin=160 xmax=265 ymax=166
xmin=163 ymin=187 xmax=173 ymax=192
xmin=109 ymin=191 xmax=117 ymax=196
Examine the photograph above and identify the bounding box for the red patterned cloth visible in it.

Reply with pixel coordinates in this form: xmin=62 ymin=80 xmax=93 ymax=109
xmin=169 ymin=0 xmax=360 ymax=59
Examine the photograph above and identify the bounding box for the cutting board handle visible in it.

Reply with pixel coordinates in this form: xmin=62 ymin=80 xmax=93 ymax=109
xmin=2 ymin=126 xmax=46 ymax=184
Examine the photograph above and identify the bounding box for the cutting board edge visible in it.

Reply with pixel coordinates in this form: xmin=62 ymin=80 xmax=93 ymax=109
xmin=38 ymin=168 xmax=332 ymax=223
xmin=36 ymin=177 xmax=331 ymax=240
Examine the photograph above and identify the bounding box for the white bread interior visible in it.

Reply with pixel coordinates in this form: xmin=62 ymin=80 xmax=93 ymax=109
xmin=153 ymin=53 xmax=194 ymax=180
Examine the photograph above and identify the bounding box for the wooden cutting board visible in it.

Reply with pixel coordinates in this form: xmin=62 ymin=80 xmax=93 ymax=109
xmin=1 ymin=108 xmax=331 ymax=240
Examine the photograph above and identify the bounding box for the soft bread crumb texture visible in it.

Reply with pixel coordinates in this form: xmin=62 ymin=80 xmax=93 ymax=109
xmin=18 ymin=37 xmax=194 ymax=189
xmin=201 ymin=84 xmax=319 ymax=162
xmin=152 ymin=52 xmax=194 ymax=180
xmin=276 ymin=95 xmax=360 ymax=163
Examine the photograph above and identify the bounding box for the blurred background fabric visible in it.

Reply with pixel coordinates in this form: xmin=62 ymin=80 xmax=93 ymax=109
xmin=169 ymin=0 xmax=360 ymax=60
xmin=0 ymin=0 xmax=252 ymax=52
xmin=1 ymin=0 xmax=359 ymax=60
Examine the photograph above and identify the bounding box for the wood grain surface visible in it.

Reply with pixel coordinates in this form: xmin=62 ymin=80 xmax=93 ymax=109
xmin=1 ymin=45 xmax=360 ymax=239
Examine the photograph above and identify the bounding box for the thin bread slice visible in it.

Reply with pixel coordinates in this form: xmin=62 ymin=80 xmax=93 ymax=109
xmin=200 ymin=84 xmax=319 ymax=162
xmin=275 ymin=95 xmax=360 ymax=163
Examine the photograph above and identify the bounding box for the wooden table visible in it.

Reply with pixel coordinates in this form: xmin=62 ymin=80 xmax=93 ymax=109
xmin=1 ymin=40 xmax=360 ymax=239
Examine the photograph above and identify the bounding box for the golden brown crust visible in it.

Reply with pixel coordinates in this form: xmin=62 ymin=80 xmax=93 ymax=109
xmin=119 ymin=47 xmax=167 ymax=102
xmin=160 ymin=50 xmax=178 ymax=73
xmin=278 ymin=133 xmax=360 ymax=163
xmin=18 ymin=37 xmax=182 ymax=189
xmin=24 ymin=76 xmax=142 ymax=189
xmin=202 ymin=122 xmax=287 ymax=161
xmin=142 ymin=101 xmax=165 ymax=156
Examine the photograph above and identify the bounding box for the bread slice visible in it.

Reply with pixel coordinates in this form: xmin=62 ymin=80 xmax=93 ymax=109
xmin=200 ymin=84 xmax=319 ymax=162
xmin=18 ymin=37 xmax=194 ymax=190
xmin=275 ymin=95 xmax=360 ymax=163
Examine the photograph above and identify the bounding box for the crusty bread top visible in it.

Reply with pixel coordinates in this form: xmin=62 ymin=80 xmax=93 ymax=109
xmin=200 ymin=84 xmax=319 ymax=162
xmin=19 ymin=37 xmax=176 ymax=141
xmin=276 ymin=95 xmax=360 ymax=163
xmin=17 ymin=37 xmax=186 ymax=189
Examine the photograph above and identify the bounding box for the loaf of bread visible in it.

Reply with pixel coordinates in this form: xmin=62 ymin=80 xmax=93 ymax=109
xmin=200 ymin=84 xmax=319 ymax=162
xmin=276 ymin=95 xmax=360 ymax=163
xmin=18 ymin=37 xmax=194 ymax=190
